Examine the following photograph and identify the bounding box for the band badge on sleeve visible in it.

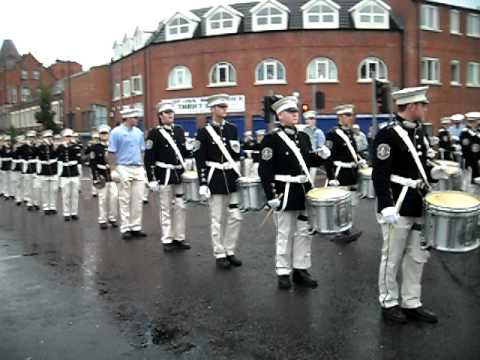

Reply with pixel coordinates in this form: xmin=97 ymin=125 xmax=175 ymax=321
xmin=472 ymin=144 xmax=480 ymax=153
xmin=377 ymin=144 xmax=391 ymax=160
xmin=229 ymin=140 xmax=241 ymax=154
xmin=146 ymin=140 xmax=153 ymax=150
xmin=462 ymin=138 xmax=470 ymax=146
xmin=261 ymin=147 xmax=273 ymax=161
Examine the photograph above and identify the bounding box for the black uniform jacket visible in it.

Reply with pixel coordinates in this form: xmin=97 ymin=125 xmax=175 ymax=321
xmin=89 ymin=143 xmax=112 ymax=182
xmin=372 ymin=115 xmax=434 ymax=218
xmin=1 ymin=146 xmax=13 ymax=171
xmin=194 ymin=121 xmax=241 ymax=195
xmin=460 ymin=126 xmax=480 ymax=179
xmin=20 ymin=144 xmax=37 ymax=174
xmin=144 ymin=124 xmax=187 ymax=186
xmin=57 ymin=144 xmax=82 ymax=177
xmin=259 ymin=125 xmax=324 ymax=211
xmin=325 ymin=126 xmax=360 ymax=187
xmin=37 ymin=144 xmax=58 ymax=176
xmin=437 ymin=127 xmax=454 ymax=161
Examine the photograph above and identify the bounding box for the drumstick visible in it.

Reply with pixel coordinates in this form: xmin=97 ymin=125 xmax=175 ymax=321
xmin=260 ymin=193 xmax=284 ymax=228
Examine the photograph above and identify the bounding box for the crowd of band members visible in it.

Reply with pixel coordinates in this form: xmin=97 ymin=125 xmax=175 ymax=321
xmin=1 ymin=89 xmax=479 ymax=326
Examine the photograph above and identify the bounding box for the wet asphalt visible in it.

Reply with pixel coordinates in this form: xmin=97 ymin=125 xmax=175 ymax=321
xmin=0 ymin=180 xmax=479 ymax=360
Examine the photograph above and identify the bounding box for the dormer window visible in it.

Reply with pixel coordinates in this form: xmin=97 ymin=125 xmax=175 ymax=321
xmin=165 ymin=12 xmax=200 ymax=41
xmin=133 ymin=27 xmax=145 ymax=50
xmin=350 ymin=0 xmax=390 ymax=30
xmin=204 ymin=5 xmax=243 ymax=36
xmin=122 ymin=35 xmax=133 ymax=56
xmin=302 ymin=0 xmax=340 ymax=29
xmin=112 ymin=41 xmax=122 ymax=61
xmin=250 ymin=0 xmax=290 ymax=32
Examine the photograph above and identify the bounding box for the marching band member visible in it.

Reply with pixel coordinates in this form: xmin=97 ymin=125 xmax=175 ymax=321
xmin=373 ymin=86 xmax=447 ymax=324
xmin=460 ymin=112 xmax=480 ymax=184
xmin=108 ymin=108 xmax=147 ymax=239
xmin=11 ymin=135 xmax=25 ymax=206
xmin=145 ymin=100 xmax=190 ymax=252
xmin=259 ymin=96 xmax=331 ymax=289
xmin=437 ymin=117 xmax=455 ymax=161
xmin=0 ymin=135 xmax=13 ymax=199
xmin=31 ymin=134 xmax=42 ymax=211
xmin=86 ymin=131 xmax=100 ymax=198
xmin=194 ymin=94 xmax=243 ymax=269
xmin=57 ymin=129 xmax=83 ymax=221
xmin=325 ymin=104 xmax=366 ymax=243
xmin=90 ymin=125 xmax=118 ymax=229
xmin=21 ymin=130 xmax=38 ymax=211
xmin=37 ymin=130 xmax=59 ymax=215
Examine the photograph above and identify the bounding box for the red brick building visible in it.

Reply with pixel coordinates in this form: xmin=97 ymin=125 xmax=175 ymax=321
xmin=110 ymin=0 xmax=480 ymax=135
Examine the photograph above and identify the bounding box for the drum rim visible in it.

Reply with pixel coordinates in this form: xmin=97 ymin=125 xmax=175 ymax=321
xmin=425 ymin=191 xmax=480 ymax=213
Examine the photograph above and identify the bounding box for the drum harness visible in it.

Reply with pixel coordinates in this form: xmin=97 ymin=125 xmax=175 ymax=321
xmin=155 ymin=127 xmax=186 ymax=186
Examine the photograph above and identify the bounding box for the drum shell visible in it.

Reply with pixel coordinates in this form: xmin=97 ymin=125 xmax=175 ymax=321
xmin=432 ymin=168 xmax=463 ymax=191
xmin=182 ymin=173 xmax=200 ymax=203
xmin=424 ymin=196 xmax=480 ymax=253
xmin=237 ymin=178 xmax=266 ymax=211
xmin=307 ymin=190 xmax=353 ymax=234
xmin=358 ymin=168 xmax=375 ymax=199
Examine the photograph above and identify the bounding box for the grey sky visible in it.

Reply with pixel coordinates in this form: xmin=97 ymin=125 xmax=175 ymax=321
xmin=1 ymin=0 xmax=479 ymax=70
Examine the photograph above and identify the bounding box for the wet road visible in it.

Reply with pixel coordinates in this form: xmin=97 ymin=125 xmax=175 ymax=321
xmin=0 ymin=183 xmax=479 ymax=360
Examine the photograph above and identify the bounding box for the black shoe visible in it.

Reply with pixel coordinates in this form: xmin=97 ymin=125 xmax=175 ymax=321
xmin=27 ymin=206 xmax=34 ymax=211
xmin=216 ymin=258 xmax=231 ymax=269
xmin=109 ymin=221 xmax=118 ymax=228
xmin=143 ymin=200 xmax=149 ymax=204
xmin=99 ymin=223 xmax=108 ymax=230
xmin=122 ymin=231 xmax=133 ymax=240
xmin=402 ymin=307 xmax=438 ymax=324
xmin=163 ymin=243 xmax=177 ymax=253
xmin=292 ymin=269 xmax=318 ymax=288
xmin=226 ymin=255 xmax=242 ymax=267
xmin=92 ymin=194 xmax=97 ymax=198
xmin=382 ymin=306 xmax=408 ymax=324
xmin=71 ymin=215 xmax=79 ymax=221
xmin=51 ymin=210 xmax=57 ymax=214
xmin=34 ymin=205 xmax=40 ymax=211
xmin=16 ymin=201 xmax=22 ymax=206
xmin=64 ymin=216 xmax=71 ymax=222
xmin=278 ymin=275 xmax=292 ymax=290
xmin=131 ymin=230 xmax=147 ymax=238
xmin=44 ymin=210 xmax=49 ymax=215
xmin=173 ymin=240 xmax=191 ymax=250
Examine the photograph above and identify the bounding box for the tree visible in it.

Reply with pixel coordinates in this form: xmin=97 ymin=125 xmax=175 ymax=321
xmin=35 ymin=86 xmax=58 ymax=133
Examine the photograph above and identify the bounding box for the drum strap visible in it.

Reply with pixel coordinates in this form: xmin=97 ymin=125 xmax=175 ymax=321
xmin=393 ymin=125 xmax=431 ymax=188
xmin=159 ymin=128 xmax=186 ymax=169
xmin=277 ymin=131 xmax=313 ymax=186
xmin=335 ymin=129 xmax=358 ymax=164
xmin=205 ymin=124 xmax=241 ymax=177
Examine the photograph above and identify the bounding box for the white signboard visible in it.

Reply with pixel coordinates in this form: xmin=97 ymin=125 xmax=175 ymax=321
xmin=165 ymin=95 xmax=245 ymax=115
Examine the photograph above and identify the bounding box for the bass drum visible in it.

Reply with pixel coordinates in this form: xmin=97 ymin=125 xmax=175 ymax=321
xmin=307 ymin=187 xmax=352 ymax=234
xmin=423 ymin=191 xmax=480 ymax=253
xmin=237 ymin=177 xmax=266 ymax=211
xmin=182 ymin=171 xmax=200 ymax=203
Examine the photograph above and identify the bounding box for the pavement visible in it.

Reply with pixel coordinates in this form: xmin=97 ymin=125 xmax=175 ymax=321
xmin=0 ymin=183 xmax=479 ymax=360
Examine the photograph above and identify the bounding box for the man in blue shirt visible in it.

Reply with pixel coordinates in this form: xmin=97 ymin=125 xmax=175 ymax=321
xmin=109 ymin=107 xmax=147 ymax=239
xmin=302 ymin=110 xmax=325 ymax=185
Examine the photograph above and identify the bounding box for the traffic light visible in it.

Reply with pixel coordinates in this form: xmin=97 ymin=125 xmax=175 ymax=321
xmin=375 ymin=80 xmax=392 ymax=114
xmin=302 ymin=103 xmax=310 ymax=113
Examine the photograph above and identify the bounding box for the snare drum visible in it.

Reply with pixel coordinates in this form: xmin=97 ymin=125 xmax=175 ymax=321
xmin=182 ymin=171 xmax=200 ymax=203
xmin=307 ymin=187 xmax=352 ymax=234
xmin=423 ymin=191 xmax=480 ymax=253
xmin=432 ymin=160 xmax=463 ymax=191
xmin=237 ymin=177 xmax=266 ymax=211
xmin=358 ymin=167 xmax=375 ymax=199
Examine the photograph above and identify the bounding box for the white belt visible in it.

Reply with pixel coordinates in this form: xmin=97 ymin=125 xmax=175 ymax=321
xmin=96 ymin=164 xmax=110 ymax=170
xmin=2 ymin=157 xmax=12 ymax=161
xmin=41 ymin=159 xmax=57 ymax=165
xmin=156 ymin=161 xmax=183 ymax=186
xmin=206 ymin=161 xmax=235 ymax=184
xmin=334 ymin=161 xmax=357 ymax=169
xmin=12 ymin=159 xmax=21 ymax=163
xmin=27 ymin=159 xmax=37 ymax=164
xmin=63 ymin=161 xmax=78 ymax=166
xmin=274 ymin=175 xmax=308 ymax=212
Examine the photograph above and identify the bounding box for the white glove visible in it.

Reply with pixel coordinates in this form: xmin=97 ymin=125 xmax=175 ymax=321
xmin=381 ymin=206 xmax=400 ymax=224
xmin=427 ymin=148 xmax=436 ymax=159
xmin=328 ymin=179 xmax=340 ymax=187
xmin=358 ymin=159 xmax=368 ymax=168
xmin=110 ymin=170 xmax=121 ymax=183
xmin=267 ymin=198 xmax=281 ymax=210
xmin=199 ymin=185 xmax=211 ymax=200
xmin=315 ymin=146 xmax=331 ymax=160
xmin=453 ymin=144 xmax=462 ymax=152
xmin=431 ymin=166 xmax=449 ymax=180
xmin=430 ymin=136 xmax=440 ymax=146
xmin=451 ymin=135 xmax=460 ymax=143
xmin=149 ymin=181 xmax=160 ymax=192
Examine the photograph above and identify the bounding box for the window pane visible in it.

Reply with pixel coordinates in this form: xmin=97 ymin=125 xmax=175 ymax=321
xmin=374 ymin=15 xmax=384 ymax=23
xmin=211 ymin=13 xmax=221 ymax=21
xmin=223 ymin=20 xmax=233 ymax=28
xmin=278 ymin=63 xmax=285 ymax=80
xmin=310 ymin=5 xmax=320 ymax=13
xmin=180 ymin=25 xmax=189 ymax=33
xmin=266 ymin=64 xmax=275 ymax=79
xmin=211 ymin=21 xmax=220 ymax=29
xmin=258 ymin=17 xmax=268 ymax=25
xmin=271 ymin=16 xmax=282 ymax=24
xmin=321 ymin=5 xmax=334 ymax=13
xmin=257 ymin=66 xmax=264 ymax=81
xmin=360 ymin=15 xmax=371 ymax=22
xmin=317 ymin=62 xmax=327 ymax=79
xmin=223 ymin=12 xmax=233 ymax=19
xmin=170 ymin=27 xmax=178 ymax=35
xmin=258 ymin=8 xmax=268 ymax=16
xmin=322 ymin=14 xmax=334 ymax=23
xmin=309 ymin=15 xmax=320 ymax=23
xmin=271 ymin=7 xmax=281 ymax=15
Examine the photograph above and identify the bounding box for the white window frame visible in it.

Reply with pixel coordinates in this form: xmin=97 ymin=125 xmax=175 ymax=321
xmin=9 ymin=87 xmax=17 ymax=104
xmin=208 ymin=62 xmax=237 ymax=87
xmin=421 ymin=57 xmax=441 ymax=85
xmin=131 ymin=75 xmax=143 ymax=95
xmin=113 ymin=83 xmax=121 ymax=101
xmin=466 ymin=13 xmax=480 ymax=38
xmin=302 ymin=0 xmax=340 ymax=29
xmin=467 ymin=62 xmax=480 ymax=87
xmin=204 ymin=5 xmax=243 ymax=36
xmin=255 ymin=58 xmax=287 ymax=85
xmin=32 ymin=70 xmax=41 ymax=80
xmin=450 ymin=60 xmax=461 ymax=86
xmin=357 ymin=57 xmax=388 ymax=82
xmin=21 ymin=70 xmax=28 ymax=80
xmin=165 ymin=12 xmax=200 ymax=42
xmin=450 ymin=9 xmax=461 ymax=35
xmin=350 ymin=0 xmax=390 ymax=30
xmin=420 ymin=5 xmax=440 ymax=32
xmin=122 ymin=79 xmax=131 ymax=98
xmin=167 ymin=66 xmax=193 ymax=90
xmin=250 ymin=0 xmax=290 ymax=32
xmin=306 ymin=57 xmax=338 ymax=83
xmin=21 ymin=86 xmax=31 ymax=103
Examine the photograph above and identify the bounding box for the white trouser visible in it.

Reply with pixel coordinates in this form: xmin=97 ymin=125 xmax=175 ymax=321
xmin=91 ymin=184 xmax=97 ymax=196
xmin=274 ymin=211 xmax=312 ymax=276
xmin=0 ymin=170 xmax=4 ymax=195
xmin=23 ymin=173 xmax=34 ymax=206
xmin=98 ymin=182 xmax=118 ymax=223
xmin=11 ymin=172 xmax=23 ymax=201
xmin=143 ymin=183 xmax=149 ymax=201
xmin=158 ymin=184 xmax=186 ymax=244
xmin=117 ymin=165 xmax=146 ymax=233
xmin=208 ymin=193 xmax=242 ymax=259
xmin=378 ymin=216 xmax=430 ymax=309
xmin=32 ymin=175 xmax=42 ymax=206
xmin=60 ymin=177 xmax=80 ymax=216
xmin=309 ymin=168 xmax=318 ymax=187
xmin=40 ymin=176 xmax=58 ymax=211
xmin=4 ymin=171 xmax=13 ymax=197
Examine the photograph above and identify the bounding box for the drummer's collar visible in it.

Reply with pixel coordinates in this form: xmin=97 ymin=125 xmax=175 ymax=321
xmin=397 ymin=115 xmax=419 ymax=129
xmin=338 ymin=124 xmax=350 ymax=131
xmin=162 ymin=124 xmax=173 ymax=131
xmin=211 ymin=119 xmax=225 ymax=127
xmin=280 ymin=124 xmax=297 ymax=136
